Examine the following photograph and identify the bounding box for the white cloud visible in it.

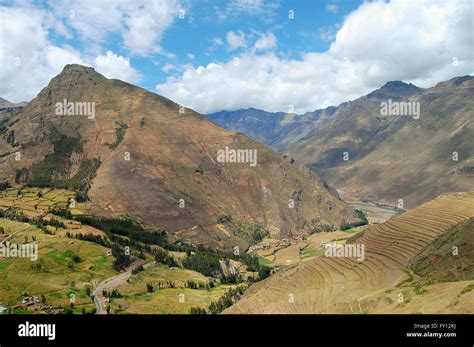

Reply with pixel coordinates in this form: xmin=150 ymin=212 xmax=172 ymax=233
xmin=0 ymin=6 xmax=84 ymax=102
xmin=212 ymin=37 xmax=224 ymax=46
xmin=319 ymin=25 xmax=338 ymax=42
xmin=216 ymin=0 xmax=280 ymax=22
xmin=326 ymin=4 xmax=338 ymax=14
xmin=187 ymin=53 xmax=195 ymax=60
xmin=156 ymin=0 xmax=474 ymax=114
xmin=254 ymin=32 xmax=277 ymax=51
xmin=226 ymin=31 xmax=247 ymax=51
xmin=94 ymin=51 xmax=141 ymax=83
xmin=47 ymin=0 xmax=182 ymax=56
xmin=162 ymin=63 xmax=176 ymax=73
xmin=0 ymin=5 xmax=141 ymax=102
xmin=230 ymin=0 xmax=266 ymax=12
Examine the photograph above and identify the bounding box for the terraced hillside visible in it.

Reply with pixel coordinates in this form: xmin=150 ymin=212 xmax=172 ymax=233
xmin=225 ymin=191 xmax=474 ymax=313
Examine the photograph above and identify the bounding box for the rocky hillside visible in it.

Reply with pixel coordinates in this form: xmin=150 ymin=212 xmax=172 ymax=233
xmin=209 ymin=77 xmax=474 ymax=209
xmin=291 ymin=76 xmax=474 ymax=208
xmin=0 ymin=64 xmax=359 ymax=249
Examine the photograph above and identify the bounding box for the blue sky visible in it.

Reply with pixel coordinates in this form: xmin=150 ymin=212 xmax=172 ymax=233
xmin=148 ymin=0 xmax=362 ymax=91
xmin=1 ymin=0 xmax=473 ymax=113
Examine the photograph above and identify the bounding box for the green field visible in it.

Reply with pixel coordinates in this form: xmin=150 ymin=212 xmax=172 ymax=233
xmin=0 ymin=218 xmax=116 ymax=313
xmin=110 ymin=263 xmax=244 ymax=314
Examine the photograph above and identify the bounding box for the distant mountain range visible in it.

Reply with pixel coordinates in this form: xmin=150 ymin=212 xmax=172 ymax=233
xmin=0 ymin=64 xmax=359 ymax=249
xmin=208 ymin=76 xmax=474 ymax=208
xmin=208 ymin=106 xmax=336 ymax=152
xmin=0 ymin=97 xmax=27 ymax=110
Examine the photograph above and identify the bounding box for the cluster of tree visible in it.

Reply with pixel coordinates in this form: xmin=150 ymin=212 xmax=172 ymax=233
xmin=49 ymin=207 xmax=73 ymax=219
xmin=23 ymin=129 xmax=100 ymax=199
xmin=27 ymin=130 xmax=83 ymax=187
xmin=207 ymin=286 xmax=246 ymax=314
xmin=45 ymin=218 xmax=66 ymax=229
xmin=0 ymin=207 xmax=29 ymax=222
xmin=220 ymin=273 xmax=241 ymax=284
xmin=310 ymin=223 xmax=334 ymax=234
xmin=75 ymin=215 xmax=165 ymax=245
xmin=29 ymin=217 xmax=65 ymax=235
xmin=182 ymin=251 xmax=221 ymax=277
xmin=107 ymin=123 xmax=128 ymax=149
xmin=104 ymin=289 xmax=122 ymax=298
xmin=189 ymin=306 xmax=207 ymax=314
xmin=186 ymin=280 xmax=207 ymax=290
xmin=67 ymin=232 xmax=112 ymax=248
xmin=0 ymin=208 xmax=67 ymax=235
xmin=154 ymin=249 xmax=179 ymax=268
xmin=340 ymin=209 xmax=368 ymax=230
xmin=63 ymin=214 xmax=273 ymax=285
xmin=111 ymin=244 xmax=132 ymax=271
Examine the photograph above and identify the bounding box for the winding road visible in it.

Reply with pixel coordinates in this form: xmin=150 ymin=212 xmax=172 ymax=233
xmin=93 ymin=261 xmax=155 ymax=314
xmin=0 ymin=222 xmax=30 ymax=244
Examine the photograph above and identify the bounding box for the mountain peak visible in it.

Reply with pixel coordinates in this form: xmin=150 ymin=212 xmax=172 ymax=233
xmin=36 ymin=64 xmax=108 ymax=101
xmin=61 ymin=64 xmax=97 ymax=74
xmin=54 ymin=64 xmax=107 ymax=83
xmin=367 ymin=80 xmax=421 ymax=99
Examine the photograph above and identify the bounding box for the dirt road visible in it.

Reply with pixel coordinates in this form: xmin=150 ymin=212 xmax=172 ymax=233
xmin=93 ymin=261 xmax=155 ymax=314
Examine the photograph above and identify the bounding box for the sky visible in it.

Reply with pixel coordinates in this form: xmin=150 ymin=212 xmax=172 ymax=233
xmin=0 ymin=0 xmax=473 ymax=113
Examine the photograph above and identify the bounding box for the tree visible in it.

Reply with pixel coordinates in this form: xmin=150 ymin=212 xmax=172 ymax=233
xmin=146 ymin=283 xmax=154 ymax=293
xmin=190 ymin=307 xmax=207 ymax=314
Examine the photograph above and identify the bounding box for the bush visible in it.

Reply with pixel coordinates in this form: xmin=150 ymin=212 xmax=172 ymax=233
xmin=132 ymin=264 xmax=144 ymax=275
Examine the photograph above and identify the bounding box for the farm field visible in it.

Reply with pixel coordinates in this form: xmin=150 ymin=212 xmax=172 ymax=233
xmin=0 ymin=187 xmax=88 ymax=218
xmin=0 ymin=188 xmax=258 ymax=314
xmin=225 ymin=191 xmax=474 ymax=313
xmin=109 ymin=263 xmax=244 ymax=314
xmin=254 ymin=230 xmax=361 ymax=266
xmin=0 ymin=218 xmax=115 ymax=313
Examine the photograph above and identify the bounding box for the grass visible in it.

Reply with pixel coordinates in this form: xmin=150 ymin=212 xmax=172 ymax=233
xmin=256 ymin=254 xmax=274 ymax=266
xmin=110 ymin=263 xmax=243 ymax=314
xmin=0 ymin=218 xmax=116 ymax=310
xmin=299 ymin=244 xmax=323 ymax=259
xmin=0 ymin=187 xmax=87 ymax=218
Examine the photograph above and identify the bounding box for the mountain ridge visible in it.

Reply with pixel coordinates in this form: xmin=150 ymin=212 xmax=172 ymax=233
xmin=0 ymin=64 xmax=359 ymax=250
xmin=207 ymin=76 xmax=474 ymax=208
